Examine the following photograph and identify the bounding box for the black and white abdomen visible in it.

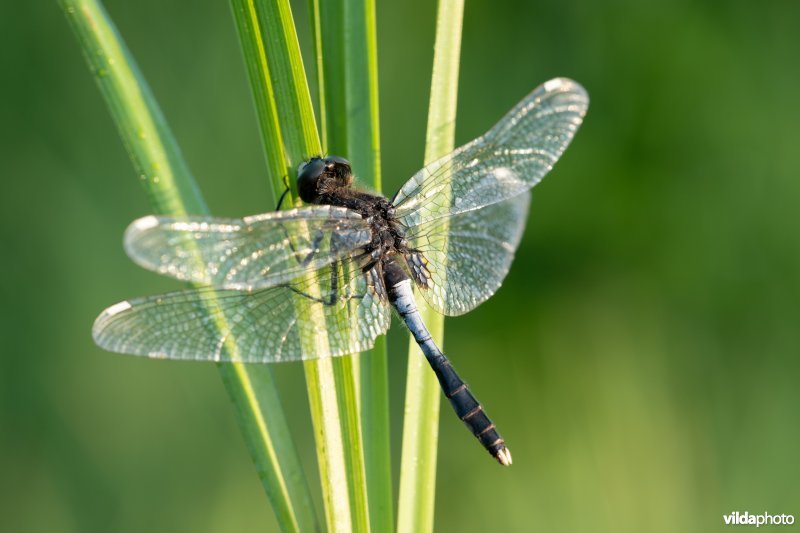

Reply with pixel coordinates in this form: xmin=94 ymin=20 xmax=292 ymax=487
xmin=383 ymin=258 xmax=512 ymax=465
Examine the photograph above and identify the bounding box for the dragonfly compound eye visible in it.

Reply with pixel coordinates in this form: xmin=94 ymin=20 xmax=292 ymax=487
xmin=297 ymin=157 xmax=326 ymax=203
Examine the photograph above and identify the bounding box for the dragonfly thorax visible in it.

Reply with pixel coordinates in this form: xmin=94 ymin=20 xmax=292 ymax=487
xmin=297 ymin=155 xmax=410 ymax=269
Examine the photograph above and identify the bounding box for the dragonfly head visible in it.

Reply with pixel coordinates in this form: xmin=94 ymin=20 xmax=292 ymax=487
xmin=297 ymin=156 xmax=353 ymax=203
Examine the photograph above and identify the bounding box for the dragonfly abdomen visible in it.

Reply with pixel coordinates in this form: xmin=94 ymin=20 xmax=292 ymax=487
xmin=385 ymin=260 xmax=512 ymax=466
xmin=439 ymin=364 xmax=509 ymax=462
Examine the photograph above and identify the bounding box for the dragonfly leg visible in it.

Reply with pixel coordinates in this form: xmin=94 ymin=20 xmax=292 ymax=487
xmin=276 ymin=222 xmax=328 ymax=270
xmin=287 ymin=286 xmax=338 ymax=305
xmin=275 ymin=174 xmax=291 ymax=211
xmin=286 ymin=260 xmax=364 ymax=306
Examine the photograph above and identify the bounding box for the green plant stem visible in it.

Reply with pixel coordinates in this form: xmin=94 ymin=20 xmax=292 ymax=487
xmin=59 ymin=1 xmax=317 ymax=531
xmin=311 ymin=0 xmax=392 ymax=530
xmin=231 ymin=0 xmax=373 ymax=531
xmin=397 ymin=0 xmax=464 ymax=532
xmin=343 ymin=1 xmax=391 ymax=528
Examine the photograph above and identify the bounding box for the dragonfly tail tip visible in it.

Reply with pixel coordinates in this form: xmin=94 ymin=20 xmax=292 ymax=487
xmin=496 ymin=446 xmax=512 ymax=466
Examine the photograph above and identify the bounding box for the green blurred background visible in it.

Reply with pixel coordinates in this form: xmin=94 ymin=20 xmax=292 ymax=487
xmin=3 ymin=1 xmax=799 ymax=531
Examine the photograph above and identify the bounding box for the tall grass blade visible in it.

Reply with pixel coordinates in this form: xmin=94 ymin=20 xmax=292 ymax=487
xmin=230 ymin=0 xmax=372 ymax=530
xmin=397 ymin=0 xmax=464 ymax=532
xmin=59 ymin=1 xmax=317 ymax=531
xmin=311 ymin=0 xmax=392 ymax=529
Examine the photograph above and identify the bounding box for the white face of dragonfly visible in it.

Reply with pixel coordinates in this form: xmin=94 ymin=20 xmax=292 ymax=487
xmin=296 ymin=156 xmax=353 ymax=204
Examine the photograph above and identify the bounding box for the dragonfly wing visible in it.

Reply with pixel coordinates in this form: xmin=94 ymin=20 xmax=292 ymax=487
xmin=92 ymin=261 xmax=391 ymax=362
xmin=404 ymin=192 xmax=530 ymax=316
xmin=392 ymin=78 xmax=587 ymax=227
xmin=124 ymin=205 xmax=372 ymax=291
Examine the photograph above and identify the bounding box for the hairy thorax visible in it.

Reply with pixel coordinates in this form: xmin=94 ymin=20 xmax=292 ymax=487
xmin=319 ymin=187 xmax=410 ymax=268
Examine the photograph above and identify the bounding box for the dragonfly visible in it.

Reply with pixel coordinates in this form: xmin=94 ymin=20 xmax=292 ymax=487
xmin=93 ymin=77 xmax=588 ymax=465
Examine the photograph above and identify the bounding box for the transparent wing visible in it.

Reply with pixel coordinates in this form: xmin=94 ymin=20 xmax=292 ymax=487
xmin=392 ymin=78 xmax=588 ymax=227
xmin=92 ymin=260 xmax=391 ymax=363
xmin=124 ymin=206 xmax=372 ymax=291
xmin=404 ymin=192 xmax=530 ymax=316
